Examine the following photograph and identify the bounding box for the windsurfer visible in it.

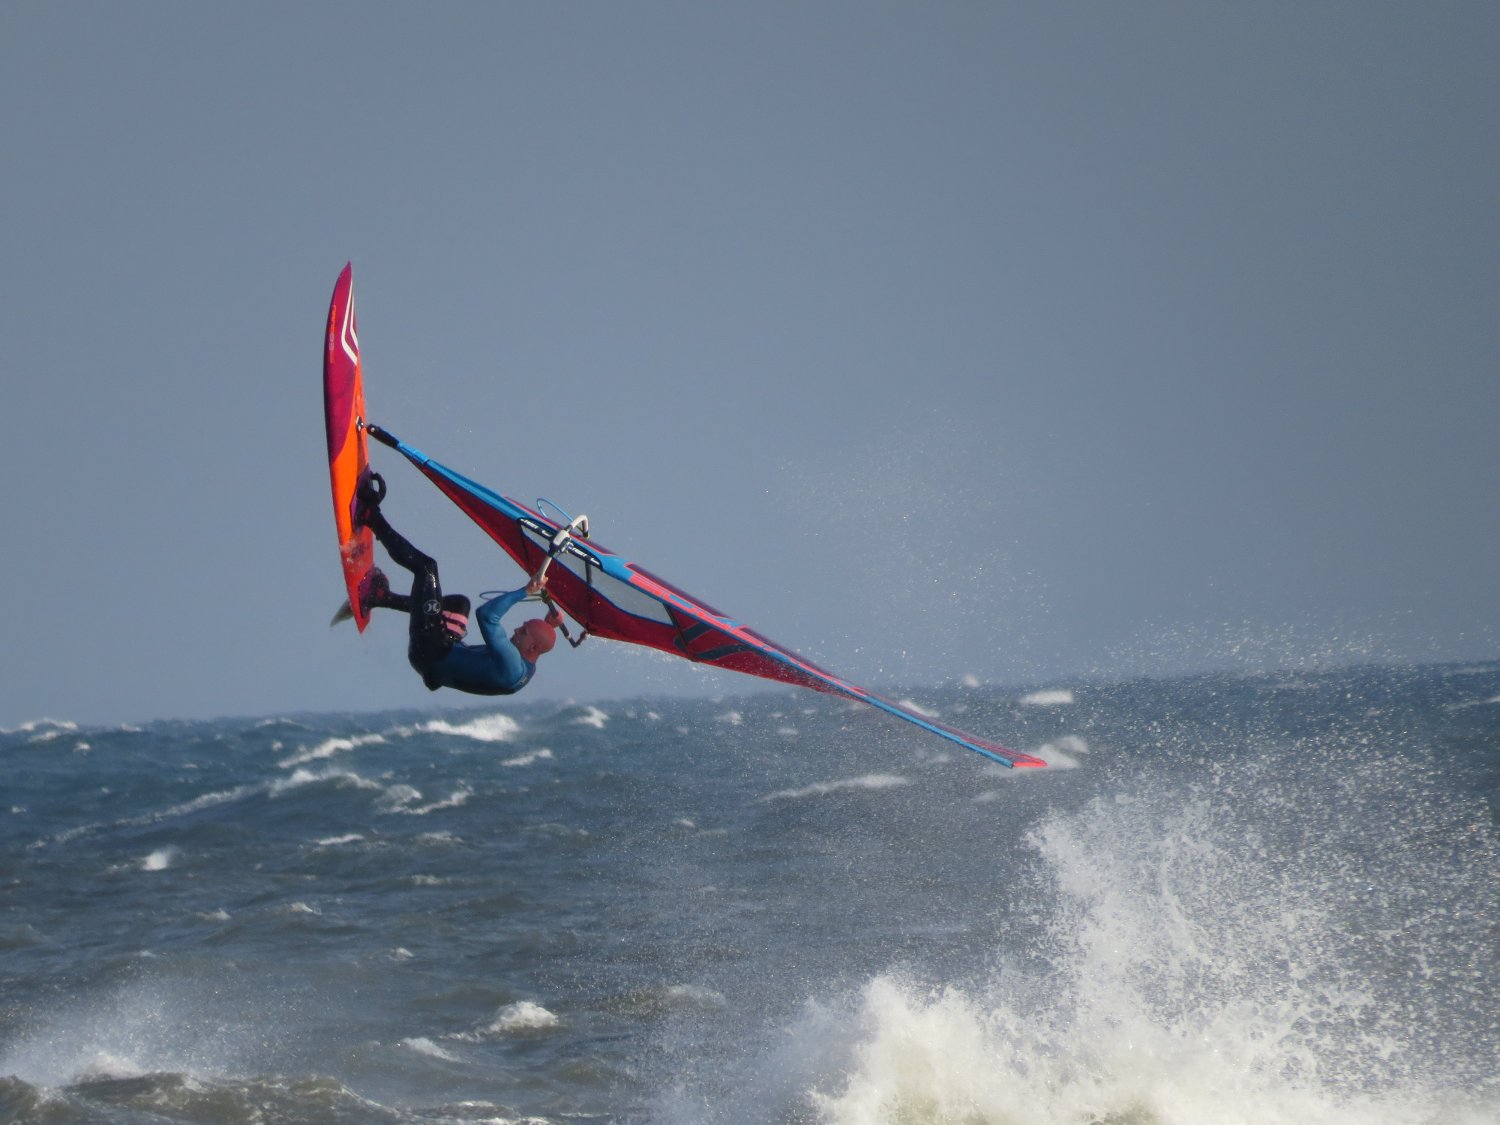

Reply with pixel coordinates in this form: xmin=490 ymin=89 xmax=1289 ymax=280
xmin=354 ymin=473 xmax=558 ymax=695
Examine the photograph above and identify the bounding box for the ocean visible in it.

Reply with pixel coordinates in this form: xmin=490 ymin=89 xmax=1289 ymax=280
xmin=2 ymin=662 xmax=1496 ymax=1124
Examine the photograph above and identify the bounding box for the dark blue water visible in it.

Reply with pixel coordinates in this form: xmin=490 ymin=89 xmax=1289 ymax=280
xmin=3 ymin=663 xmax=1497 ymax=1124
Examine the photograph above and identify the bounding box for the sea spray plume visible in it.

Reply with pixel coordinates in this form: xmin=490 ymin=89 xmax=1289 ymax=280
xmin=0 ymin=978 xmax=274 ymax=1089
xmin=794 ymin=702 xmax=1499 ymax=1124
xmin=1023 ymin=767 xmax=1496 ymax=1117
xmin=0 ymin=977 xmax=383 ymax=1121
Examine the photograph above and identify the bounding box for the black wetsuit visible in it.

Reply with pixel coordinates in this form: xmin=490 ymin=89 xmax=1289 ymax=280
xmin=363 ymin=509 xmax=535 ymax=695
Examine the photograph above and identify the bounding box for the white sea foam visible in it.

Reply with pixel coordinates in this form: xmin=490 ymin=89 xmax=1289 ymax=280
xmin=1036 ymin=734 xmax=1088 ymax=769
xmin=25 ymin=724 xmax=79 ymax=744
xmin=1019 ymin=688 xmax=1075 ymax=706
xmin=1268 ymin=677 xmax=1318 ymax=692
xmin=660 ymin=984 xmax=727 ymax=1009
xmin=4 ymin=718 xmax=78 ymax=738
xmin=48 ymin=783 xmax=264 ymax=848
xmin=401 ymin=1036 xmax=458 ymax=1060
xmin=1445 ymin=663 xmax=1500 ymax=677
xmin=529 ymin=822 xmax=590 ymax=840
xmin=718 ymin=710 xmax=744 ymax=726
xmin=378 ymin=783 xmax=423 ymax=810
xmin=761 ymin=775 xmax=910 ymax=802
xmin=254 ymin=716 xmax=309 ymax=729
xmin=278 ymin=766 xmax=383 ymax=793
xmin=440 ymin=1103 xmax=546 ymax=1124
xmin=571 ymin=705 xmax=609 ymax=729
xmin=477 ymin=1001 xmax=560 ymax=1036
xmin=266 ymin=768 xmax=388 ymax=809
xmin=896 ymin=698 xmax=938 ymax=718
xmin=413 ymin=713 xmax=521 ymax=742
xmin=140 ymin=848 xmax=177 ymax=872
xmin=422 ymin=789 xmax=471 ymax=814
xmin=501 ymin=748 xmax=554 ymax=767
xmin=313 ymin=833 xmax=365 ymax=847
xmin=1448 ymin=693 xmax=1500 ymax=711
xmin=278 ymin=732 xmax=385 ymax=768
xmin=386 ymin=787 xmax=472 ymax=816
xmin=163 ymin=784 xmax=261 ymax=816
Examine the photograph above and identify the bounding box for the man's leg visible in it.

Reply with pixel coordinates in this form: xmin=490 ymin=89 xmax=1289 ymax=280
xmin=356 ymin=475 xmax=446 ymax=644
xmin=358 ymin=570 xmax=412 ymax=614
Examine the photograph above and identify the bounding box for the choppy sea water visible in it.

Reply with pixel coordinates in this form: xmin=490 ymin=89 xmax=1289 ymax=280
xmin=2 ymin=663 xmax=1497 ymax=1124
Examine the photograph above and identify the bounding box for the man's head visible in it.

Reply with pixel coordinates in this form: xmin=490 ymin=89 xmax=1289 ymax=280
xmin=512 ymin=618 xmax=557 ymax=662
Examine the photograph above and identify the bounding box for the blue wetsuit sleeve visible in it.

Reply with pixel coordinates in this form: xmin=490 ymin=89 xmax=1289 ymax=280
xmin=475 ymin=587 xmax=533 ymax=687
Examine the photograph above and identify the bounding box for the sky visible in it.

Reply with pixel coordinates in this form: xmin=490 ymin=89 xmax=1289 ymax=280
xmin=2 ymin=2 xmax=1497 ymax=728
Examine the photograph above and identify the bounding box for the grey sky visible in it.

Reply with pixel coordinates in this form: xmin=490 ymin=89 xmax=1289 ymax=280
xmin=3 ymin=3 xmax=1496 ymax=728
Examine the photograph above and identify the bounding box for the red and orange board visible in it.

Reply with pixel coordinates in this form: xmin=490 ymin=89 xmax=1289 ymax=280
xmin=323 ymin=263 xmax=376 ymax=631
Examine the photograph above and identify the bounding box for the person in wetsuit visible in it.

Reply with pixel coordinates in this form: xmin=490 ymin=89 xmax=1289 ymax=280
xmin=355 ymin=473 xmax=558 ymax=695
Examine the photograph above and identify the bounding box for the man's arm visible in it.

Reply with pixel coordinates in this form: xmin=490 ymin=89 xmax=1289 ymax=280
xmin=476 ymin=585 xmax=530 ymax=632
xmin=472 ymin=585 xmax=532 ymax=684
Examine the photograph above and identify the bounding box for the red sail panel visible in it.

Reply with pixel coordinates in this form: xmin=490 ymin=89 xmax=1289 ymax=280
xmin=397 ymin=440 xmax=1043 ymax=768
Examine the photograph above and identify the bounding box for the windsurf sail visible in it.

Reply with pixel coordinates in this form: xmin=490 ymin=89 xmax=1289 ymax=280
xmin=366 ymin=425 xmax=1044 ymax=768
